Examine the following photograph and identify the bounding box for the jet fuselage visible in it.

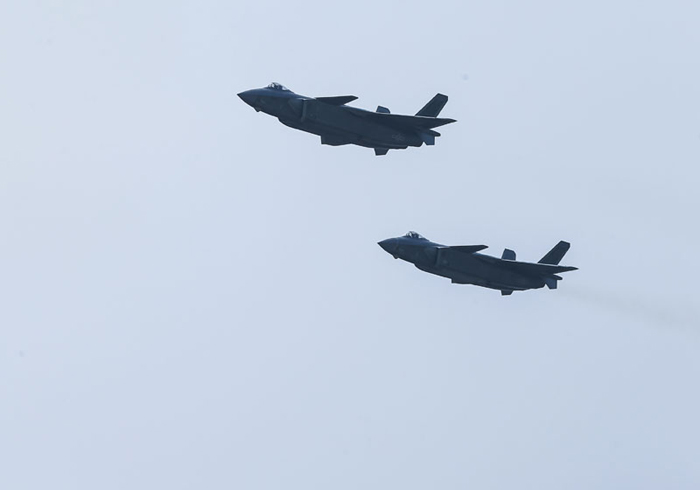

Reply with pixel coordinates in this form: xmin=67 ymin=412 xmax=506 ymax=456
xmin=238 ymin=83 xmax=453 ymax=153
xmin=379 ymin=232 xmax=577 ymax=294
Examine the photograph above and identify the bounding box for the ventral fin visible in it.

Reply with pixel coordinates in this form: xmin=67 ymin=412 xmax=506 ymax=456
xmin=419 ymin=132 xmax=435 ymax=145
xmin=544 ymin=277 xmax=559 ymax=289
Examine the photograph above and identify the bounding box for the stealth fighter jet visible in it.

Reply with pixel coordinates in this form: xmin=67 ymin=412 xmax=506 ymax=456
xmin=379 ymin=232 xmax=577 ymax=295
xmin=238 ymin=82 xmax=455 ymax=155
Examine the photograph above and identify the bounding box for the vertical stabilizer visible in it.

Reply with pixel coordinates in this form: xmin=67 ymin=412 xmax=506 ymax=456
xmin=538 ymin=241 xmax=571 ymax=265
xmin=502 ymin=249 xmax=516 ymax=261
xmin=416 ymin=94 xmax=448 ymax=117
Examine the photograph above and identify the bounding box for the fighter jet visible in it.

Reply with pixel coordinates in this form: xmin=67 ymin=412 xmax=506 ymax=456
xmin=378 ymin=232 xmax=577 ymax=295
xmin=238 ymin=82 xmax=455 ymax=155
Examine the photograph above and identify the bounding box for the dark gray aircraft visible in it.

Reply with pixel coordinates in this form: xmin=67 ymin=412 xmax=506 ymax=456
xmin=238 ymin=82 xmax=455 ymax=155
xmin=378 ymin=232 xmax=577 ymax=295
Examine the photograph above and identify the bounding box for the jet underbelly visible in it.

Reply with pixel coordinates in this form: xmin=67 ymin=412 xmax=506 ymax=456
xmin=433 ymin=250 xmax=541 ymax=290
xmin=278 ymin=117 xmax=355 ymax=141
xmin=415 ymin=264 xmax=506 ymax=290
xmin=302 ymin=101 xmax=419 ymax=149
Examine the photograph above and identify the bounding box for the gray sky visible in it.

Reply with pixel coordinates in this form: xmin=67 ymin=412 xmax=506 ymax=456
xmin=1 ymin=1 xmax=699 ymax=489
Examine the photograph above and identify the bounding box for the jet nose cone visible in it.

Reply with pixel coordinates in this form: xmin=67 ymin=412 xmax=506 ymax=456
xmin=378 ymin=238 xmax=397 ymax=254
xmin=237 ymin=91 xmax=257 ymax=107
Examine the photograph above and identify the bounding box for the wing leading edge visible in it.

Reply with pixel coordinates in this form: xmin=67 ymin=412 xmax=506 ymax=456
xmin=315 ymin=95 xmax=358 ymax=106
xmin=444 ymin=245 xmax=489 ymax=254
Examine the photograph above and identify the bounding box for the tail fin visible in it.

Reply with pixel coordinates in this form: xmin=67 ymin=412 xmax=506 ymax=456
xmin=502 ymin=249 xmax=516 ymax=261
xmin=416 ymin=93 xmax=448 ymax=117
xmin=538 ymin=241 xmax=571 ymax=265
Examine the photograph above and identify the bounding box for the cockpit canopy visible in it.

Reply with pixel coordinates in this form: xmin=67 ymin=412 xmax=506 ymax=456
xmin=404 ymin=231 xmax=427 ymax=240
xmin=267 ymin=82 xmax=290 ymax=91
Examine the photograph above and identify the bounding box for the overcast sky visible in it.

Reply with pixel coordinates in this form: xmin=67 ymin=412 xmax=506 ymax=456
xmin=1 ymin=1 xmax=699 ymax=489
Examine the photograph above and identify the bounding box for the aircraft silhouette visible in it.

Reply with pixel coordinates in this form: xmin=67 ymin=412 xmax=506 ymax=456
xmin=379 ymin=232 xmax=577 ymax=295
xmin=238 ymin=82 xmax=455 ymax=155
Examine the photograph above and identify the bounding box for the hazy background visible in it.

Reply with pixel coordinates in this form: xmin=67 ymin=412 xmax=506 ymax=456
xmin=1 ymin=1 xmax=699 ymax=489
